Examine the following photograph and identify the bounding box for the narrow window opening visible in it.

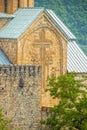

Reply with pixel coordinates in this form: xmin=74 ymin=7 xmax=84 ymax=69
xmin=27 ymin=0 xmax=29 ymax=7
xmin=18 ymin=0 xmax=20 ymax=8
xmin=4 ymin=0 xmax=7 ymax=13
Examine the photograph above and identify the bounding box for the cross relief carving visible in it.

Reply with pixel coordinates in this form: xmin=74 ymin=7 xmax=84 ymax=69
xmin=32 ymin=28 xmax=53 ymax=88
xmin=30 ymin=51 xmax=40 ymax=65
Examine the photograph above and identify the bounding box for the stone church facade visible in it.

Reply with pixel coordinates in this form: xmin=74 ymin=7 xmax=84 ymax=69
xmin=0 ymin=0 xmax=87 ymax=129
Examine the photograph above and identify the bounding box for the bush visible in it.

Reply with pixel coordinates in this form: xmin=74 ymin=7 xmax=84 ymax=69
xmin=42 ymin=73 xmax=87 ymax=130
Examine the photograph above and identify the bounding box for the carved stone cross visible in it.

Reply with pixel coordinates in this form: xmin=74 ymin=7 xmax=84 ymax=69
xmin=33 ymin=29 xmax=51 ymax=88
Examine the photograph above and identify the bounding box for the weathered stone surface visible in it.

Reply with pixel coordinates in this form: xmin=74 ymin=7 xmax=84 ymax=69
xmin=0 ymin=65 xmax=41 ymax=130
xmin=0 ymin=39 xmax=17 ymax=64
xmin=0 ymin=5 xmax=68 ymax=129
xmin=0 ymin=0 xmax=4 ymax=12
xmin=0 ymin=19 xmax=10 ymax=29
xmin=0 ymin=13 xmax=68 ymax=107
xmin=17 ymin=14 xmax=67 ymax=107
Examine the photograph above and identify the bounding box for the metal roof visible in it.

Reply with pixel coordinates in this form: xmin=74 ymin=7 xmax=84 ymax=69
xmin=0 ymin=8 xmax=44 ymax=39
xmin=67 ymin=41 xmax=87 ymax=73
xmin=0 ymin=12 xmax=14 ymax=18
xmin=0 ymin=49 xmax=11 ymax=65
xmin=0 ymin=8 xmax=76 ymax=40
xmin=0 ymin=8 xmax=87 ymax=73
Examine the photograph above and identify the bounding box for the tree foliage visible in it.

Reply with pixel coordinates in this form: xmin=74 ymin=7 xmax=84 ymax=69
xmin=0 ymin=108 xmax=11 ymax=130
xmin=42 ymin=73 xmax=87 ymax=130
xmin=35 ymin=0 xmax=87 ymax=55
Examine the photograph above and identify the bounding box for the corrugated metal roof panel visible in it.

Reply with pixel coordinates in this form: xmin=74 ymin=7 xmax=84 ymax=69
xmin=0 ymin=8 xmax=76 ymax=40
xmin=67 ymin=41 xmax=87 ymax=73
xmin=0 ymin=8 xmax=44 ymax=39
xmin=45 ymin=9 xmax=76 ymax=40
xmin=0 ymin=49 xmax=11 ymax=65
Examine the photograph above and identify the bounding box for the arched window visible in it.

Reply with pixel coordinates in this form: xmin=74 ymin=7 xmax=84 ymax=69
xmin=27 ymin=0 xmax=29 ymax=7
xmin=4 ymin=0 xmax=7 ymax=13
xmin=18 ymin=0 xmax=20 ymax=8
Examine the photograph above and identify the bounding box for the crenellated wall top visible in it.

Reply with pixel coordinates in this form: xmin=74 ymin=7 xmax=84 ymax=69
xmin=0 ymin=65 xmax=41 ymax=77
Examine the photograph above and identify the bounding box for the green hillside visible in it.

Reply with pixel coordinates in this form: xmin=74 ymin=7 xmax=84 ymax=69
xmin=35 ymin=0 xmax=87 ymax=47
xmin=79 ymin=45 xmax=87 ymax=55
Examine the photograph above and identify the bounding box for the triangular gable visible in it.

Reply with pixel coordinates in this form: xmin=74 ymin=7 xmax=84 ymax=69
xmin=0 ymin=8 xmax=44 ymax=39
xmin=0 ymin=49 xmax=11 ymax=65
xmin=45 ymin=9 xmax=76 ymax=40
xmin=0 ymin=8 xmax=87 ymax=73
xmin=0 ymin=8 xmax=75 ymax=40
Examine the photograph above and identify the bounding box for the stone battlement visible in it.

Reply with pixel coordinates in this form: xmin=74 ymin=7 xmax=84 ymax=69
xmin=0 ymin=65 xmax=41 ymax=77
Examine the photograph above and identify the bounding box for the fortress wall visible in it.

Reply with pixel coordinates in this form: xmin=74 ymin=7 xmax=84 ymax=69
xmin=0 ymin=65 xmax=42 ymax=130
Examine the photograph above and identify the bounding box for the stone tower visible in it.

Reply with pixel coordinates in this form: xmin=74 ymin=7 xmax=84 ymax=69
xmin=0 ymin=0 xmax=34 ymax=14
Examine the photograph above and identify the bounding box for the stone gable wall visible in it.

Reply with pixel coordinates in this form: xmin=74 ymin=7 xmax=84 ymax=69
xmin=0 ymin=39 xmax=17 ymax=64
xmin=17 ymin=14 xmax=67 ymax=107
xmin=0 ymin=65 xmax=42 ymax=130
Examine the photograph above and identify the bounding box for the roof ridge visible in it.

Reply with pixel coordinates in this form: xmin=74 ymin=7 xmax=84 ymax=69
xmin=0 ymin=8 xmax=44 ymax=39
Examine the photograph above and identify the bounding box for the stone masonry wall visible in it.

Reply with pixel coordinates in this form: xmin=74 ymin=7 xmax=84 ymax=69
xmin=0 ymin=65 xmax=41 ymax=130
xmin=0 ymin=39 xmax=17 ymax=64
xmin=17 ymin=14 xmax=68 ymax=107
xmin=0 ymin=0 xmax=4 ymax=13
xmin=0 ymin=0 xmax=34 ymax=14
xmin=0 ymin=19 xmax=10 ymax=29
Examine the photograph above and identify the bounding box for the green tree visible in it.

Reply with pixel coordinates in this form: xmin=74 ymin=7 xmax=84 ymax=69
xmin=35 ymin=0 xmax=87 ymax=46
xmin=42 ymin=73 xmax=87 ymax=130
xmin=0 ymin=108 xmax=11 ymax=130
